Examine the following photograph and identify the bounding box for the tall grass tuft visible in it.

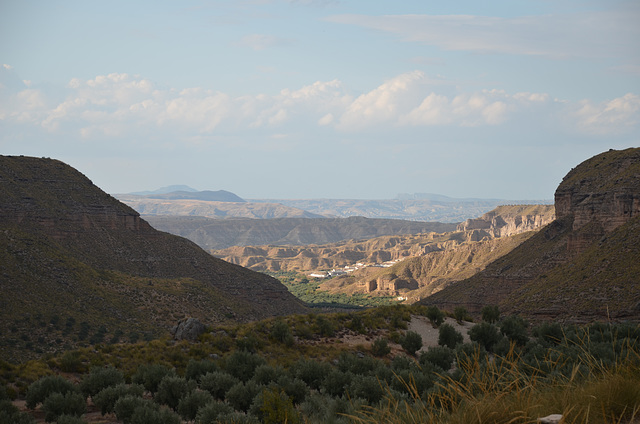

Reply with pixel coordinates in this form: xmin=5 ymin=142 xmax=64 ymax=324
xmin=350 ymin=334 xmax=640 ymax=424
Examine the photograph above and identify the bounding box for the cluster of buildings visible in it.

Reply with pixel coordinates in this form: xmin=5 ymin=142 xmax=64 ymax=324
xmin=308 ymin=258 xmax=406 ymax=279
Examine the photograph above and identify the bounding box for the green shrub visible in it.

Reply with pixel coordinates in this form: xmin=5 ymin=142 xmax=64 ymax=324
xmin=468 ymin=322 xmax=502 ymax=352
xmin=129 ymin=403 xmax=181 ymax=424
xmin=59 ymin=351 xmax=84 ymax=373
xmin=391 ymin=355 xmax=413 ymax=372
xmin=299 ymin=393 xmax=358 ymax=424
xmin=291 ymin=358 xmax=331 ymax=390
xmin=250 ymin=388 xmax=301 ymax=424
xmin=26 ymin=375 xmax=77 ymax=409
xmin=349 ymin=375 xmax=384 ymax=404
xmin=0 ymin=399 xmax=36 ymax=424
xmin=453 ymin=306 xmax=469 ymax=324
xmin=251 ymin=364 xmax=282 ymax=386
xmin=80 ymin=366 xmax=124 ymax=398
xmin=199 ymin=371 xmax=240 ymax=400
xmin=42 ymin=391 xmax=86 ymax=423
xmin=55 ymin=415 xmax=87 ymax=424
xmin=224 ymin=351 xmax=266 ymax=382
xmin=425 ymin=306 xmax=445 ymax=327
xmin=114 ymin=395 xmax=157 ymax=424
xmin=225 ymin=380 xmax=262 ymax=412
xmin=391 ymin=368 xmax=436 ymax=398
xmin=335 ymin=352 xmax=377 ymax=376
xmin=216 ymin=411 xmax=260 ymax=424
xmin=420 ymin=346 xmax=455 ymax=370
xmin=438 ymin=323 xmax=464 ymax=349
xmin=236 ymin=334 xmax=261 ymax=353
xmin=532 ymin=322 xmax=564 ymax=345
xmin=270 ymin=320 xmax=294 ymax=346
xmin=400 ymin=331 xmax=423 ymax=356
xmin=185 ymin=359 xmax=218 ymax=382
xmin=131 ymin=364 xmax=175 ymax=394
xmin=314 ymin=316 xmax=336 ymax=337
xmin=195 ymin=400 xmax=234 ymax=424
xmin=455 ymin=342 xmax=488 ymax=369
xmin=277 ymin=375 xmax=309 ymax=405
xmin=349 ymin=314 xmax=365 ymax=333
xmin=321 ymin=369 xmax=352 ymax=397
xmin=499 ymin=315 xmax=529 ymax=346
xmin=371 ymin=338 xmax=391 ymax=357
xmin=177 ymin=389 xmax=214 ymax=421
xmin=92 ymin=383 xmax=144 ymax=415
xmin=481 ymin=305 xmax=500 ymax=324
xmin=154 ymin=375 xmax=194 ymax=410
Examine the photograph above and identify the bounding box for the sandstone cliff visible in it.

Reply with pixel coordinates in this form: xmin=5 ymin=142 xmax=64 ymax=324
xmin=212 ymin=205 xmax=553 ymax=303
xmin=456 ymin=205 xmax=555 ymax=238
xmin=423 ymin=148 xmax=640 ymax=321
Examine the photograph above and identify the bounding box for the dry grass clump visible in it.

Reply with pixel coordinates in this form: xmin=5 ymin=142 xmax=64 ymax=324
xmin=351 ymin=339 xmax=640 ymax=424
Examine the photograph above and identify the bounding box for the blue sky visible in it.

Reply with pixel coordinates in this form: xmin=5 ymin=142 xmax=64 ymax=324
xmin=1 ymin=0 xmax=638 ymax=200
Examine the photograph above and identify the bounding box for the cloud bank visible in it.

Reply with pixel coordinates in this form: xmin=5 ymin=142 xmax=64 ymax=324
xmin=1 ymin=68 xmax=637 ymax=148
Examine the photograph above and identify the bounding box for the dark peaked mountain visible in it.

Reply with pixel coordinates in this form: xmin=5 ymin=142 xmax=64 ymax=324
xmin=0 ymin=156 xmax=306 ymax=361
xmin=423 ymin=148 xmax=640 ymax=321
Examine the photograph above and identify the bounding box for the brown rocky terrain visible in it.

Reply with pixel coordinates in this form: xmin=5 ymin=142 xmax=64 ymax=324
xmin=214 ymin=205 xmax=555 ymax=301
xmin=0 ymin=155 xmax=307 ymax=361
xmin=422 ymin=148 xmax=640 ymax=321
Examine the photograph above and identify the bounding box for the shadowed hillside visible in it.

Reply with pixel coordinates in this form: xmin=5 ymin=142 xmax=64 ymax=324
xmin=147 ymin=215 xmax=457 ymax=250
xmin=423 ymin=148 xmax=640 ymax=321
xmin=0 ymin=155 xmax=307 ymax=362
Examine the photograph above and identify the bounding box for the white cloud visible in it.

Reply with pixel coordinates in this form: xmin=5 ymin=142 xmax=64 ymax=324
xmin=570 ymin=93 xmax=640 ymax=135
xmin=338 ymin=71 xmax=424 ymax=130
xmin=1 ymin=70 xmax=637 ymax=146
xmin=326 ymin=6 xmax=640 ymax=60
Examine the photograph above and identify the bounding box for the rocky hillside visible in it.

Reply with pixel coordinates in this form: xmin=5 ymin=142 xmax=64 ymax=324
xmin=423 ymin=148 xmax=640 ymax=321
xmin=457 ymin=204 xmax=555 ymax=237
xmin=214 ymin=205 xmax=554 ymax=302
xmin=0 ymin=155 xmax=307 ymax=361
xmin=117 ymin=195 xmax=323 ymax=219
xmin=248 ymin=197 xmax=550 ymax=222
xmin=147 ymin=215 xmax=457 ymax=250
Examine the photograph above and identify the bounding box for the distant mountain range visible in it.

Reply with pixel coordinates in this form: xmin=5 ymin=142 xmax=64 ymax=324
xmin=117 ymin=187 xmax=552 ymax=223
xmin=246 ymin=197 xmax=552 ymax=222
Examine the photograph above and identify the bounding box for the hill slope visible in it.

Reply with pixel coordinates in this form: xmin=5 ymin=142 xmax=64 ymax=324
xmin=0 ymin=155 xmax=306 ymax=361
xmin=117 ymin=196 xmax=324 ymax=219
xmin=423 ymin=148 xmax=640 ymax=321
xmin=147 ymin=215 xmax=457 ymax=250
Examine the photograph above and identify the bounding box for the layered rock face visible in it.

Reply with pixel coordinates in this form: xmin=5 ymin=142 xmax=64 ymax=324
xmin=457 ymin=205 xmax=555 ymax=238
xmin=423 ymin=147 xmax=640 ymax=320
xmin=555 ymin=148 xmax=640 ymax=253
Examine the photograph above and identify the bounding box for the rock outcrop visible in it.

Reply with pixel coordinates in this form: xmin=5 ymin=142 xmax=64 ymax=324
xmin=456 ymin=205 xmax=555 ymax=238
xmin=555 ymin=148 xmax=640 ymax=253
xmin=423 ymin=148 xmax=640 ymax=321
xmin=172 ymin=317 xmax=207 ymax=341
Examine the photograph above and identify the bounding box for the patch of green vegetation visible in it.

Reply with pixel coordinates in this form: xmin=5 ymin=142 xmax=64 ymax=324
xmin=265 ymin=271 xmax=396 ymax=308
xmin=2 ymin=309 xmax=639 ymax=424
